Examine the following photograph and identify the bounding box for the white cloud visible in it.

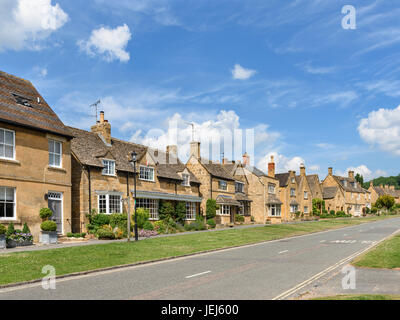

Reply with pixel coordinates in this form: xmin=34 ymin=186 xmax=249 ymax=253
xmin=257 ymin=152 xmax=306 ymax=174
xmin=336 ymin=165 xmax=386 ymax=181
xmin=358 ymin=105 xmax=400 ymax=155
xmin=300 ymin=63 xmax=336 ymax=75
xmin=0 ymin=0 xmax=68 ymax=51
xmin=78 ymin=24 xmax=132 ymax=62
xmin=232 ymin=64 xmax=257 ymax=80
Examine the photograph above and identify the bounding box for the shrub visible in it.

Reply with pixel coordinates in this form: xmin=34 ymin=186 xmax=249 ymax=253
xmin=153 ymin=220 xmax=167 ymax=234
xmin=371 ymin=207 xmax=378 ymax=214
xmin=97 ymin=228 xmax=115 ymax=240
xmin=207 ymin=218 xmax=216 ymax=229
xmin=67 ymin=232 xmax=74 ymax=237
xmin=185 ymin=221 xmax=206 ymax=232
xmin=158 ymin=201 xmax=175 ymax=221
xmin=206 ymin=199 xmax=217 ymax=219
xmin=91 ymin=214 xmax=110 ymax=227
xmin=6 ymin=222 xmax=15 ymax=236
xmin=39 ymin=208 xmax=53 ymax=220
xmin=235 ymin=214 xmax=245 ymax=223
xmin=143 ymin=221 xmax=154 ymax=231
xmin=329 ymin=210 xmax=336 ymax=215
xmin=81 ymin=233 xmax=86 ymax=238
xmin=376 ymin=195 xmax=395 ymax=210
xmin=40 ymin=220 xmax=57 ymax=232
xmin=109 ymin=213 xmax=127 ymax=229
xmin=0 ymin=224 xmax=6 ymax=235
xmin=22 ymin=223 xmax=30 ymax=234
xmin=134 ymin=208 xmax=150 ymax=229
xmin=175 ymin=202 xmax=186 ymax=225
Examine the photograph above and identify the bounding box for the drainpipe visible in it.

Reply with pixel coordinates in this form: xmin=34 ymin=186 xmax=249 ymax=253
xmin=258 ymin=177 xmax=266 ymax=224
xmin=87 ymin=166 xmax=92 ymax=214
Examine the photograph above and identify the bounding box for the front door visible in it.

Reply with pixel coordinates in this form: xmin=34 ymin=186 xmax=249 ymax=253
xmin=48 ymin=192 xmax=63 ymax=234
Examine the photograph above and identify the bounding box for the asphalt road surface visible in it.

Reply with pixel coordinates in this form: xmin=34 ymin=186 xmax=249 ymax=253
xmin=1 ymin=217 xmax=400 ymax=300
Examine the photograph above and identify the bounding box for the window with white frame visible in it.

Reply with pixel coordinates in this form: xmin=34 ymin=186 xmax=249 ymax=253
xmin=0 ymin=187 xmax=15 ymax=219
xmin=290 ymin=205 xmax=298 ymax=213
xmin=269 ymin=204 xmax=281 ymax=217
xmin=217 ymin=205 xmax=230 ymax=215
xmin=268 ymin=184 xmax=275 ymax=194
xmin=98 ymin=194 xmax=122 ymax=214
xmin=304 ymin=206 xmax=309 ymax=214
xmin=139 ymin=166 xmax=155 ymax=181
xmin=304 ymin=191 xmax=308 ymax=199
xmin=291 ymin=177 xmax=295 ymax=184
xmin=48 ymin=139 xmax=62 ymax=167
xmin=185 ymin=202 xmax=196 ymax=220
xmin=235 ymin=182 xmax=244 ymax=193
xmin=219 ymin=180 xmax=227 ymax=191
xmin=182 ymin=174 xmax=190 ymax=186
xmin=0 ymin=128 xmax=15 ymax=160
xmin=137 ymin=198 xmax=159 ymax=220
xmin=290 ymin=188 xmax=296 ymax=197
xmin=102 ymin=159 xmax=116 ymax=176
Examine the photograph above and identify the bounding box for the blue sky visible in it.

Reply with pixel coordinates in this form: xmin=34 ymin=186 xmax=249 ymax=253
xmin=1 ymin=0 xmax=400 ymax=180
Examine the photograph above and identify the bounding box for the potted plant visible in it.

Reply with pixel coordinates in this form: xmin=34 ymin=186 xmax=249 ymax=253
xmin=39 ymin=220 xmax=58 ymax=244
xmin=0 ymin=224 xmax=6 ymax=249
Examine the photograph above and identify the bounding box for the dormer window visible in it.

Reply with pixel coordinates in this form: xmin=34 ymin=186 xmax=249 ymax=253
xmin=139 ymin=166 xmax=155 ymax=181
xmin=102 ymin=159 xmax=116 ymax=176
xmin=182 ymin=174 xmax=190 ymax=186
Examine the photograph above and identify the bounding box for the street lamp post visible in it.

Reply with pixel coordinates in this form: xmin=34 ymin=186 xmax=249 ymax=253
xmin=130 ymin=151 xmax=138 ymax=241
xmin=122 ymin=197 xmax=131 ymax=242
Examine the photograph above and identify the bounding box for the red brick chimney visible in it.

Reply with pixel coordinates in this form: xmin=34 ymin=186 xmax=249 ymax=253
xmin=268 ymin=155 xmax=275 ymax=178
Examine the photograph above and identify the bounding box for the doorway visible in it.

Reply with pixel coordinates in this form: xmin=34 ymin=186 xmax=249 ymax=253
xmin=48 ymin=192 xmax=63 ymax=234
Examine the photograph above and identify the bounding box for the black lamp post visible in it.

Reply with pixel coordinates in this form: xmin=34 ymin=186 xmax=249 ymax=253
xmin=130 ymin=151 xmax=138 ymax=241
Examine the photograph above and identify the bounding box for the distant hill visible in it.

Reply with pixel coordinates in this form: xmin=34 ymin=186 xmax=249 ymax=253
xmin=364 ymin=174 xmax=400 ymax=190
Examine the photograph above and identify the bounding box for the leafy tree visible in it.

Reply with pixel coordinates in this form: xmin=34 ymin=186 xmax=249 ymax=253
xmin=375 ymin=195 xmax=395 ymax=210
xmin=312 ymin=198 xmax=325 ymax=214
xmin=159 ymin=201 xmax=175 ymax=221
xmin=206 ymin=199 xmax=217 ymax=219
xmin=175 ymin=201 xmax=187 ymax=225
xmin=355 ymin=173 xmax=364 ymax=186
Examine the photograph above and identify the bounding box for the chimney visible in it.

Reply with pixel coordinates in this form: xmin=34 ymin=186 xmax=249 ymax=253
xmin=222 ymin=158 xmax=229 ymax=165
xmin=242 ymin=152 xmax=250 ymax=166
xmin=300 ymin=163 xmax=306 ymax=177
xmin=268 ymin=155 xmax=275 ymax=178
xmin=91 ymin=111 xmax=111 ymax=145
xmin=348 ymin=170 xmax=354 ymax=179
xmin=190 ymin=141 xmax=200 ymax=159
xmin=328 ymin=167 xmax=333 ymax=176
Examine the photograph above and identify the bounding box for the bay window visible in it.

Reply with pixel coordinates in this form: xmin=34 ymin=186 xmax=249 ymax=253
xmin=136 ymin=198 xmax=159 ymax=220
xmin=269 ymin=204 xmax=281 ymax=217
xmin=98 ymin=194 xmax=122 ymax=214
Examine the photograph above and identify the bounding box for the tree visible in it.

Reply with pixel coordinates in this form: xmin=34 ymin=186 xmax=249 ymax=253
xmin=355 ymin=173 xmax=364 ymax=186
xmin=375 ymin=195 xmax=395 ymax=210
xmin=175 ymin=202 xmax=186 ymax=225
xmin=206 ymin=199 xmax=217 ymax=219
xmin=158 ymin=201 xmax=175 ymax=221
xmin=312 ymin=198 xmax=325 ymax=215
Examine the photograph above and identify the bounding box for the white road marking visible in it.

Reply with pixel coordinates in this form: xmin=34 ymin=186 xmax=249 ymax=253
xmin=185 ymin=271 xmax=211 ymax=279
xmin=278 ymin=250 xmax=289 ymax=254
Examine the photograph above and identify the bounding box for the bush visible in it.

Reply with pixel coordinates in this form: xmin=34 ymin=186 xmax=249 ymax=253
xmin=153 ymin=220 xmax=167 ymax=234
xmin=371 ymin=207 xmax=378 ymax=214
xmin=0 ymin=224 xmax=6 ymax=235
xmin=81 ymin=233 xmax=86 ymax=238
xmin=184 ymin=221 xmax=207 ymax=232
xmin=40 ymin=220 xmax=57 ymax=232
xmin=134 ymin=208 xmax=150 ymax=229
xmin=207 ymin=218 xmax=216 ymax=229
xmin=109 ymin=213 xmax=127 ymax=229
xmin=175 ymin=202 xmax=186 ymax=225
xmin=329 ymin=210 xmax=336 ymax=215
xmin=6 ymin=222 xmax=15 ymax=236
xmin=67 ymin=232 xmax=74 ymax=237
xmin=158 ymin=201 xmax=175 ymax=221
xmin=376 ymin=195 xmax=395 ymax=210
xmin=91 ymin=214 xmax=111 ymax=227
xmin=235 ymin=214 xmax=245 ymax=223
xmin=206 ymin=199 xmax=217 ymax=219
xmin=97 ymin=228 xmax=115 ymax=240
xmin=22 ymin=223 xmax=30 ymax=234
xmin=143 ymin=221 xmax=154 ymax=231
xmin=39 ymin=208 xmax=53 ymax=220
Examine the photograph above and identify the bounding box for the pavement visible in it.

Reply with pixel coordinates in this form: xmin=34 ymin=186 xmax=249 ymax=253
xmin=0 ymin=217 xmax=399 ymax=300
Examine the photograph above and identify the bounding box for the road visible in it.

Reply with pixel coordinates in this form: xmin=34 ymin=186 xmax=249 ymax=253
xmin=1 ymin=217 xmax=400 ymax=300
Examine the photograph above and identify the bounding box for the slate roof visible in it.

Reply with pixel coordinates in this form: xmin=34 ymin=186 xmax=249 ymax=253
xmin=243 ymin=165 xmax=268 ymax=177
xmin=332 ymin=175 xmax=365 ymax=193
xmin=323 ymin=186 xmax=338 ymax=199
xmin=201 ymin=160 xmax=235 ymax=181
xmin=372 ymin=186 xmax=400 ymax=198
xmin=235 ymin=193 xmax=252 ymax=202
xmin=0 ymin=70 xmax=72 ymax=138
xmin=216 ymin=195 xmax=241 ymax=206
xmin=275 ymin=173 xmax=290 ymax=187
xmin=266 ymin=195 xmax=283 ymax=205
xmin=69 ymin=126 xmax=200 ymax=184
xmin=306 ymin=175 xmax=322 ymax=197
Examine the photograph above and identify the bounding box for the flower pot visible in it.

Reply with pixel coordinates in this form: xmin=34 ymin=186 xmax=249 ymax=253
xmin=0 ymin=234 xmax=5 ymax=249
xmin=40 ymin=231 xmax=58 ymax=245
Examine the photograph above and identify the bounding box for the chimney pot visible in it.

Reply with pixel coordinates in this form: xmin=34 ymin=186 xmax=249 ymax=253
xmin=348 ymin=170 xmax=355 ymax=179
xmin=328 ymin=167 xmax=333 ymax=175
xmin=300 ymin=163 xmax=306 ymax=176
xmin=100 ymin=111 xmax=105 ymax=123
xmin=268 ymin=155 xmax=275 ymax=178
xmin=91 ymin=111 xmax=111 ymax=145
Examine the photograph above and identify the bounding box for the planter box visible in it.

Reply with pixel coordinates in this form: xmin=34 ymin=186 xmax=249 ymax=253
xmin=40 ymin=231 xmax=58 ymax=245
xmin=6 ymin=239 xmax=34 ymax=249
xmin=0 ymin=234 xmax=5 ymax=249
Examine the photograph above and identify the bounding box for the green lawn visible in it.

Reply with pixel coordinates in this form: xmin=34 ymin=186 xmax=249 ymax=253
xmin=0 ymin=215 xmax=397 ymax=286
xmin=313 ymin=294 xmax=400 ymax=300
xmin=352 ymin=233 xmax=400 ymax=269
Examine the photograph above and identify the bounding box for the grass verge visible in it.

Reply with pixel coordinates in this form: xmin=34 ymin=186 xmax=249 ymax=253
xmin=0 ymin=215 xmax=397 ymax=286
xmin=313 ymin=294 xmax=400 ymax=300
xmin=352 ymin=233 xmax=400 ymax=269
